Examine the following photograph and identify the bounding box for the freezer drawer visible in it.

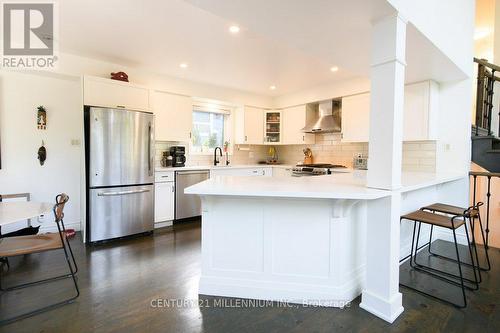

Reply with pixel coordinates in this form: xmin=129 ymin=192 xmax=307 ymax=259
xmin=175 ymin=170 xmax=209 ymax=220
xmin=89 ymin=184 xmax=154 ymax=242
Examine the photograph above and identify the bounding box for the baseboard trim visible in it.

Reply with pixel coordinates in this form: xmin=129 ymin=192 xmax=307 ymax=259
xmin=199 ymin=272 xmax=364 ymax=307
xmin=360 ymin=289 xmax=404 ymax=323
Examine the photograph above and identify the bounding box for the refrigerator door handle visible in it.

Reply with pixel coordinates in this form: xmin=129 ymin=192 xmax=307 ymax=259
xmin=98 ymin=189 xmax=150 ymax=196
xmin=148 ymin=122 xmax=153 ymax=176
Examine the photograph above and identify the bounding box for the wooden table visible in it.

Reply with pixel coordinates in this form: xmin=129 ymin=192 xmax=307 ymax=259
xmin=0 ymin=201 xmax=53 ymax=227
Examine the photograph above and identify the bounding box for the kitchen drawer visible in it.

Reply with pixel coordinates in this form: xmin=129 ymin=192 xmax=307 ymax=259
xmin=155 ymin=171 xmax=175 ymax=182
xmin=211 ymin=167 xmax=272 ymax=177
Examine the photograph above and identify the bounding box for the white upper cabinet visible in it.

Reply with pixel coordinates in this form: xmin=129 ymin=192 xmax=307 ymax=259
xmin=264 ymin=110 xmax=282 ymax=144
xmin=282 ymin=105 xmax=315 ymax=145
xmin=235 ymin=106 xmax=264 ymax=144
xmin=341 ymin=81 xmax=439 ymax=142
xmin=83 ymin=75 xmax=150 ymax=111
xmin=152 ymin=91 xmax=193 ymax=142
xmin=403 ymin=81 xmax=439 ymax=141
xmin=341 ymin=93 xmax=371 ymax=142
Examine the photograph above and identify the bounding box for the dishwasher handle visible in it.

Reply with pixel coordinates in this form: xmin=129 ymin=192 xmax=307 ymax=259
xmin=176 ymin=170 xmax=210 ymax=176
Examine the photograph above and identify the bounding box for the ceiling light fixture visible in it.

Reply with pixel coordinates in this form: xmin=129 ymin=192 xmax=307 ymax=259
xmin=330 ymin=66 xmax=339 ymax=72
xmin=269 ymin=85 xmax=276 ymax=90
xmin=229 ymin=25 xmax=240 ymax=34
xmin=474 ymin=28 xmax=491 ymax=40
xmin=179 ymin=63 xmax=188 ymax=69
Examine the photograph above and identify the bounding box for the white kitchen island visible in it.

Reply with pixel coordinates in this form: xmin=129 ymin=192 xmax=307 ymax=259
xmin=185 ymin=171 xmax=468 ymax=322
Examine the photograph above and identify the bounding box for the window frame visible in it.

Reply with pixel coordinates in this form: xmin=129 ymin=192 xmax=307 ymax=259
xmin=189 ymin=104 xmax=232 ymax=156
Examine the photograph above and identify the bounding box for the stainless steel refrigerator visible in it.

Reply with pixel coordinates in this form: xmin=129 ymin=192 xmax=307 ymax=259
xmin=85 ymin=107 xmax=155 ymax=242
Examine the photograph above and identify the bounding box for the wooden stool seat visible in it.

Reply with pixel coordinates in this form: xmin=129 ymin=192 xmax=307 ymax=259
xmin=401 ymin=210 xmax=465 ymax=229
xmin=0 ymin=193 xmax=79 ymax=325
xmin=423 ymin=203 xmax=479 ymax=218
xmin=0 ymin=233 xmax=63 ymax=257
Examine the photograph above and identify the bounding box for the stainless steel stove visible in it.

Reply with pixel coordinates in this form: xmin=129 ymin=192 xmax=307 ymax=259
xmin=292 ymin=163 xmax=347 ymax=176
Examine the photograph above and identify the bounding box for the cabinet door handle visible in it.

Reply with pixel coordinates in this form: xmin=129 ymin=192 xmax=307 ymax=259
xmin=302 ymin=135 xmax=305 ymax=141
xmin=116 ymin=105 xmax=126 ymax=109
xmin=245 ymin=135 xmax=247 ymax=142
xmin=189 ymin=132 xmax=192 ymax=139
xmin=172 ymin=186 xmax=175 ymax=193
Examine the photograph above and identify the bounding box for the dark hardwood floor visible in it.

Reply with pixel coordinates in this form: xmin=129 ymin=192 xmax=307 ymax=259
xmin=0 ymin=221 xmax=499 ymax=333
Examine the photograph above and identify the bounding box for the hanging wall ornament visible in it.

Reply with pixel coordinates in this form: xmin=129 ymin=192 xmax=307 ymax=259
xmin=38 ymin=140 xmax=47 ymax=166
xmin=37 ymin=105 xmax=47 ymax=130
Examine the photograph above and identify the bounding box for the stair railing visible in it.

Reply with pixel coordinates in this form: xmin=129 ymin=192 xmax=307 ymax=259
xmin=474 ymin=58 xmax=500 ymax=138
xmin=470 ymin=171 xmax=500 ymax=249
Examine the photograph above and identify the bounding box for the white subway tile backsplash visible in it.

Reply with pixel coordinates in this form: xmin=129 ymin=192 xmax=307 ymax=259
xmin=276 ymin=135 xmax=436 ymax=172
xmin=155 ymin=136 xmax=436 ymax=172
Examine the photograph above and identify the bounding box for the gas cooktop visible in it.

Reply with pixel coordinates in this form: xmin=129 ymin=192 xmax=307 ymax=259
xmin=296 ymin=163 xmax=347 ymax=168
xmin=292 ymin=164 xmax=347 ymax=176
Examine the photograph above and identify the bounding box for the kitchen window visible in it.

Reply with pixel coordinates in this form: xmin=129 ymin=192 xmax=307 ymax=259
xmin=190 ymin=105 xmax=231 ymax=154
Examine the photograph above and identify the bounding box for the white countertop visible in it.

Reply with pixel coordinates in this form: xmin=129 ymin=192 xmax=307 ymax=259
xmin=400 ymin=171 xmax=467 ymax=193
xmin=185 ymin=170 xmax=467 ymax=200
xmin=155 ymin=164 xmax=293 ymax=172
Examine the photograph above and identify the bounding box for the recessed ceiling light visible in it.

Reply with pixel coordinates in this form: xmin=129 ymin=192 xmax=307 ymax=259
xmin=229 ymin=25 xmax=240 ymax=34
xmin=179 ymin=63 xmax=188 ymax=69
xmin=269 ymin=85 xmax=276 ymax=90
xmin=330 ymin=66 xmax=339 ymax=72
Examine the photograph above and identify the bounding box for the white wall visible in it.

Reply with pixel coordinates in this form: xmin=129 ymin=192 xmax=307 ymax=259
xmin=273 ymin=77 xmax=370 ymax=109
xmin=57 ymin=52 xmax=274 ymax=109
xmin=0 ymin=71 xmax=82 ymax=232
xmin=436 ymin=80 xmax=474 ymax=174
xmin=0 ymin=52 xmax=274 ymax=233
xmin=387 ymin=0 xmax=475 ymax=77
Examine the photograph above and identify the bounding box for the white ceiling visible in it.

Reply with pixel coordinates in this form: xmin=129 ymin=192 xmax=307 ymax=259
xmin=59 ymin=0 xmax=465 ymax=97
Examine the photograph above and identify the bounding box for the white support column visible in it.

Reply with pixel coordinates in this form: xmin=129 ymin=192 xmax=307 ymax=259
xmin=360 ymin=194 xmax=403 ymax=323
xmin=367 ymin=14 xmax=407 ymax=190
xmin=360 ymin=14 xmax=406 ymax=323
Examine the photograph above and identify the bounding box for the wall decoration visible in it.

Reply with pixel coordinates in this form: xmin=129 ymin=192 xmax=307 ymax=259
xmin=37 ymin=105 xmax=47 ymax=130
xmin=110 ymin=71 xmax=129 ymax=82
xmin=38 ymin=140 xmax=47 ymax=166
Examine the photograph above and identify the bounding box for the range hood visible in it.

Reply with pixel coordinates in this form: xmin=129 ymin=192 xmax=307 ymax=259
xmin=301 ymin=100 xmax=341 ymax=133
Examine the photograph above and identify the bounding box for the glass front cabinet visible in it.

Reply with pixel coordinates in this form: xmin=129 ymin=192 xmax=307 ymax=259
xmin=264 ymin=110 xmax=282 ymax=144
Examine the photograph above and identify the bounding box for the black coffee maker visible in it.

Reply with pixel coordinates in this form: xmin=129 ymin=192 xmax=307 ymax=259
xmin=169 ymin=146 xmax=186 ymax=167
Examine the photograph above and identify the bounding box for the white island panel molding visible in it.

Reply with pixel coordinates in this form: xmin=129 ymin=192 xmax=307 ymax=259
xmin=199 ymin=196 xmax=368 ymax=306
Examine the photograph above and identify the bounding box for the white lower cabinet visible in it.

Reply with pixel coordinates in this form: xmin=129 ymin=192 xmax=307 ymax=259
xmin=210 ymin=167 xmax=272 ymax=177
xmin=272 ymin=167 xmax=292 ymax=177
xmin=154 ymin=172 xmax=175 ymax=227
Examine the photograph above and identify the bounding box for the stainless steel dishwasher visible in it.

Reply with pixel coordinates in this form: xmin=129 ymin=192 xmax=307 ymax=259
xmin=175 ymin=170 xmax=210 ymax=220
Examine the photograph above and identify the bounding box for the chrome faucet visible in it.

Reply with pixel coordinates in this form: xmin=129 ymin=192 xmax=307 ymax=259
xmin=214 ymin=147 xmax=223 ymax=166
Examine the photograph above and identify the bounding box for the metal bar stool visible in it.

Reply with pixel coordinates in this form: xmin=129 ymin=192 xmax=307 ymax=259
xmin=400 ymin=209 xmax=479 ymax=308
xmin=422 ymin=202 xmax=491 ymax=272
xmin=0 ymin=194 xmax=79 ymax=325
